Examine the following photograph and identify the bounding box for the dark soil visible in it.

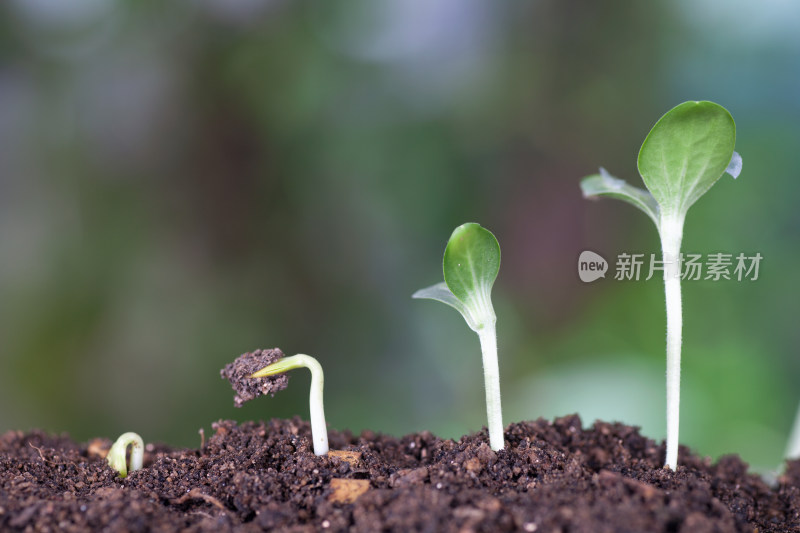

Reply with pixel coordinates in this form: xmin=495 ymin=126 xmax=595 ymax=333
xmin=2 ymin=415 xmax=800 ymax=532
xmin=3 ymin=348 xmax=798 ymax=531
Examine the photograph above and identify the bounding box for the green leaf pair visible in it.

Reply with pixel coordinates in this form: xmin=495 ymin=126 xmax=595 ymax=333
xmin=581 ymin=101 xmax=740 ymax=227
xmin=413 ymin=223 xmax=500 ymax=332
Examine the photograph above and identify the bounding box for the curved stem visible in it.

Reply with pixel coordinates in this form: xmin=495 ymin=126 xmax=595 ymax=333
xmin=301 ymin=355 xmax=329 ymax=456
xmin=107 ymin=432 xmax=144 ymax=478
xmin=478 ymin=323 xmax=504 ymax=451
xmin=660 ymin=213 xmax=685 ymax=470
xmin=252 ymin=354 xmax=329 ymax=455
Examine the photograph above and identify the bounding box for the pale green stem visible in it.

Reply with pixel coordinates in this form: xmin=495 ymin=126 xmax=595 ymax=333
xmin=660 ymin=212 xmax=685 ymax=470
xmin=252 ymin=354 xmax=329 ymax=455
xmin=785 ymin=400 xmax=800 ymax=461
xmin=107 ymin=432 xmax=144 ymax=478
xmin=478 ymin=323 xmax=504 ymax=451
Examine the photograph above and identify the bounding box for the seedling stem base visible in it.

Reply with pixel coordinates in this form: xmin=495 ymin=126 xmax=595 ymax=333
xmin=478 ymin=323 xmax=504 ymax=451
xmin=661 ymin=213 xmax=685 ymax=470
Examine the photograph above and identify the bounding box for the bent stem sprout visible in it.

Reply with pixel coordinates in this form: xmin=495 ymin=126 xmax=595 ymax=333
xmin=107 ymin=432 xmax=144 ymax=478
xmin=413 ymin=222 xmax=504 ymax=451
xmin=251 ymin=354 xmax=329 ymax=456
xmin=581 ymin=101 xmax=741 ymax=470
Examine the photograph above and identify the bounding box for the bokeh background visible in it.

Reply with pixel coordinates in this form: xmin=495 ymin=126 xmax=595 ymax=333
xmin=1 ymin=0 xmax=798 ymax=471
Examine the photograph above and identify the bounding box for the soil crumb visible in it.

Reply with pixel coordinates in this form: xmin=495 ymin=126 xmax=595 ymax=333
xmin=220 ymin=348 xmax=289 ymax=407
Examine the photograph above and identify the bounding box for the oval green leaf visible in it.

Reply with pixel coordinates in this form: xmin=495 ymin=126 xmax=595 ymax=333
xmin=637 ymin=101 xmax=736 ymax=215
xmin=442 ymin=223 xmax=500 ymax=305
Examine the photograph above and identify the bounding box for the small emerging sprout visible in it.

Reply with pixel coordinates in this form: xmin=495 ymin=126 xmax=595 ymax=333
xmin=581 ymin=101 xmax=741 ymax=470
xmin=413 ymin=222 xmax=504 ymax=451
xmin=252 ymin=354 xmax=329 ymax=456
xmin=107 ymin=432 xmax=144 ymax=478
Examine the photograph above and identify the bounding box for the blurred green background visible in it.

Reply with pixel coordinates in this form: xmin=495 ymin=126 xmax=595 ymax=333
xmin=1 ymin=0 xmax=798 ymax=471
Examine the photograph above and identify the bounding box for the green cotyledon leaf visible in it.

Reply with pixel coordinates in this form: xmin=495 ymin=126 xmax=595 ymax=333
xmin=637 ymin=101 xmax=736 ymax=216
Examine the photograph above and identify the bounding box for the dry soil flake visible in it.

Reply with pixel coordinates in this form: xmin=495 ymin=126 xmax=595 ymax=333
xmin=220 ymin=348 xmax=289 ymax=407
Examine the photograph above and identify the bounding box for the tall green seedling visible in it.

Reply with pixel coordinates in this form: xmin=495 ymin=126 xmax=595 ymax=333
xmin=413 ymin=223 xmax=504 ymax=451
xmin=581 ymin=101 xmax=741 ymax=470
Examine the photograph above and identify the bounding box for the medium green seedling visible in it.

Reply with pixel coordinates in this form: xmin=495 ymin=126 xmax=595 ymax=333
xmin=581 ymin=101 xmax=741 ymax=470
xmin=251 ymin=354 xmax=329 ymax=455
xmin=107 ymin=432 xmax=144 ymax=478
xmin=413 ymin=222 xmax=504 ymax=451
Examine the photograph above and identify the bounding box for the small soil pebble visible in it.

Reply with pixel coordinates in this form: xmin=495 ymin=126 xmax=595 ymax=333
xmin=220 ymin=348 xmax=289 ymax=407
